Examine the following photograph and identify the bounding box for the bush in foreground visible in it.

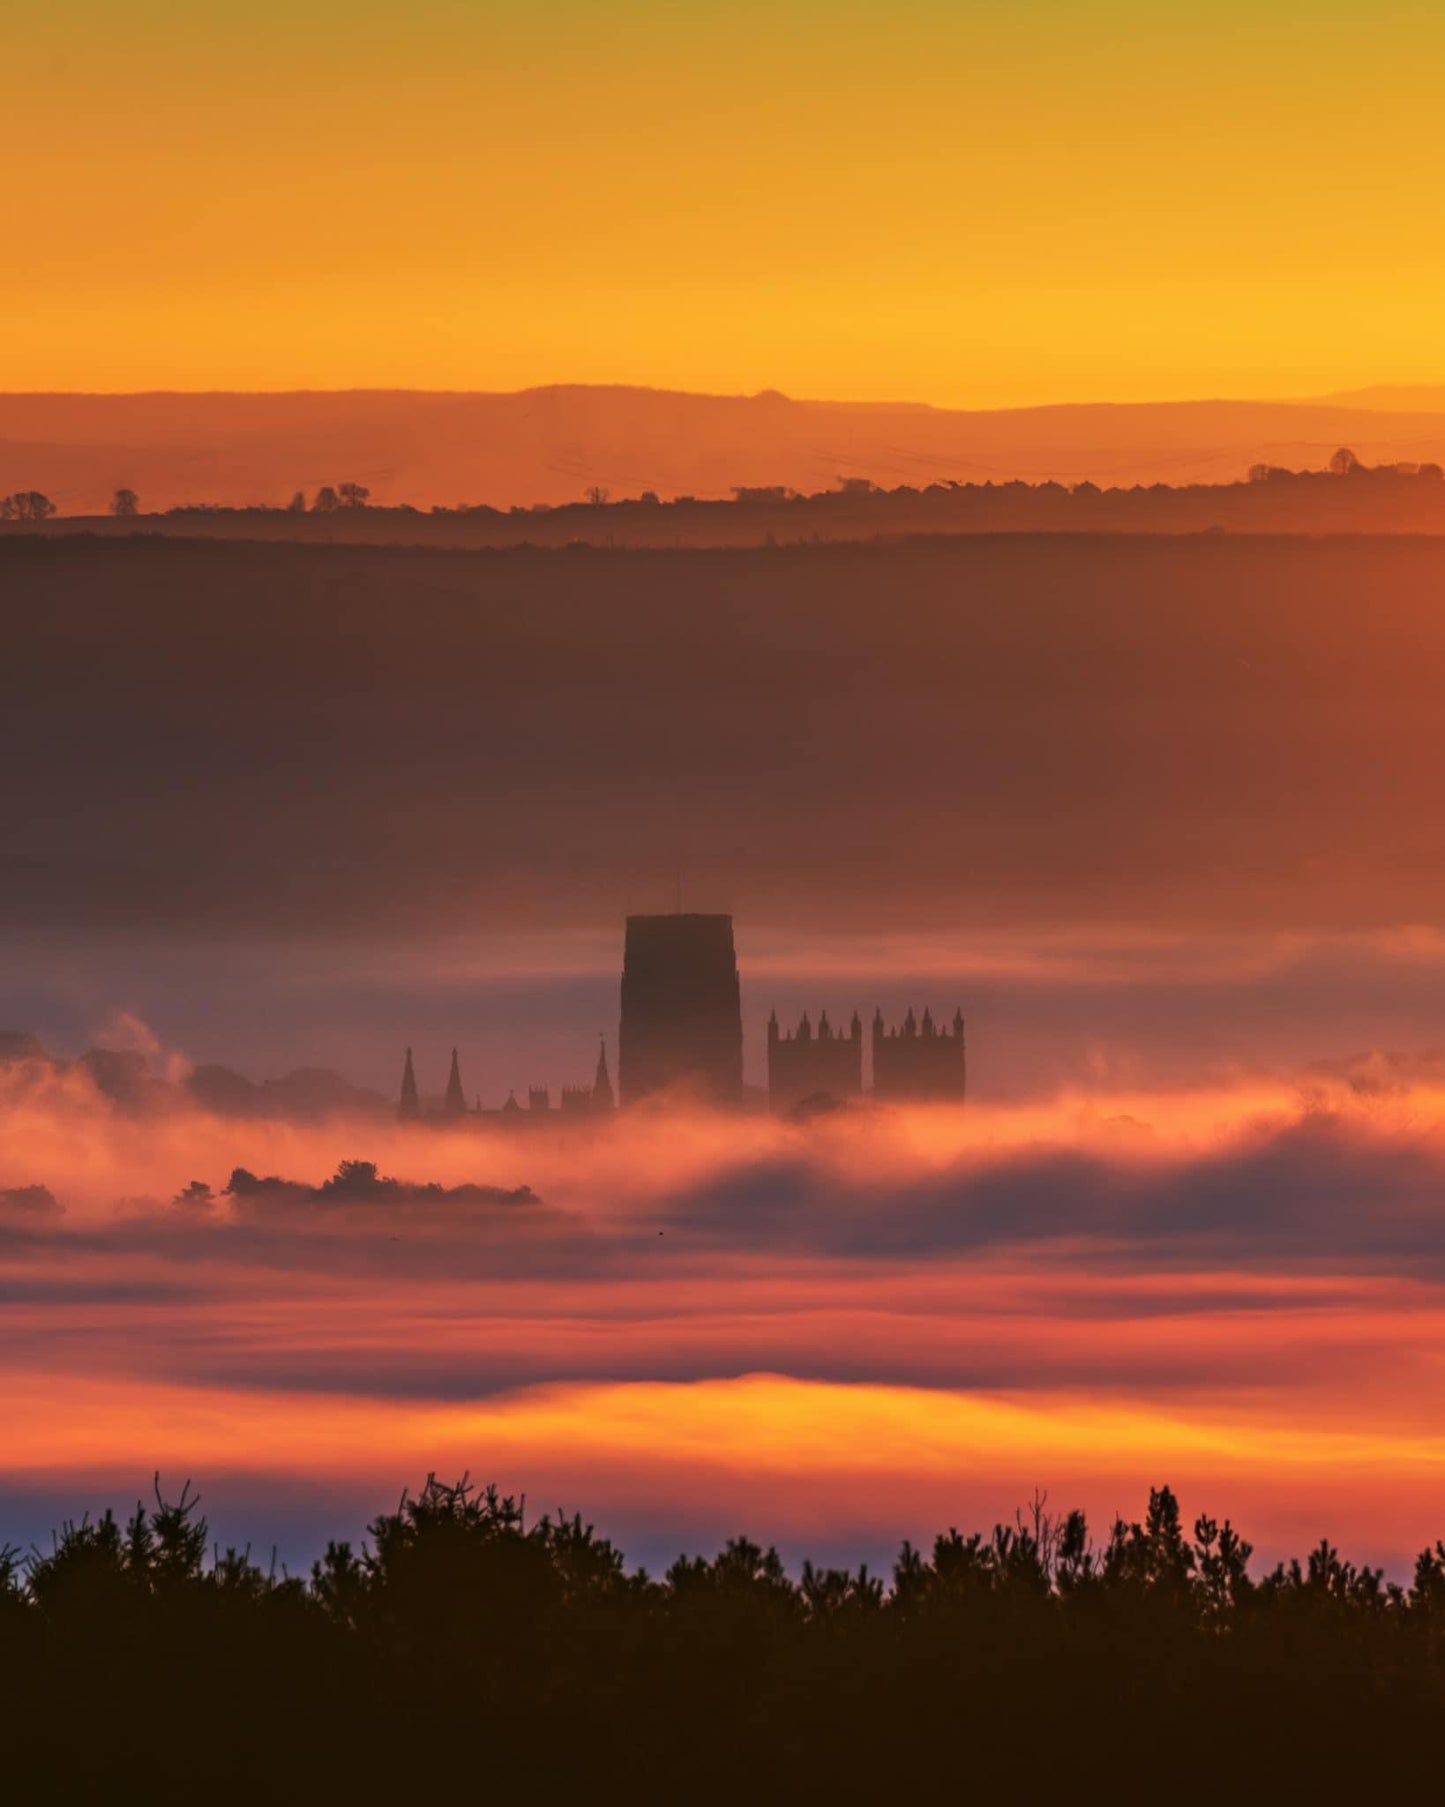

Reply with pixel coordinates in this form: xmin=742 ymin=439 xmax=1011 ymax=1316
xmin=5 ymin=1476 xmax=1445 ymax=1800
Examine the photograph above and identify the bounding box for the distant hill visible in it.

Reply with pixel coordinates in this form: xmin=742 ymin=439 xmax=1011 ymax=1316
xmin=10 ymin=385 xmax=1445 ymax=513
xmin=1316 ymin=386 xmax=1445 ymax=412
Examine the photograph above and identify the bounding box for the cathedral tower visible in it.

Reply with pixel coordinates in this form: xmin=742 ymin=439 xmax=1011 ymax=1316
xmin=619 ymin=913 xmax=743 ymax=1106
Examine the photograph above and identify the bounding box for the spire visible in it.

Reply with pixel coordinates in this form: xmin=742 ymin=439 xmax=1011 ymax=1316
xmin=819 ymin=1009 xmax=832 ymax=1040
xmin=443 ymin=1047 xmax=467 ymax=1117
xmin=593 ymin=1036 xmax=614 ymax=1110
xmin=398 ymin=1047 xmax=420 ymax=1122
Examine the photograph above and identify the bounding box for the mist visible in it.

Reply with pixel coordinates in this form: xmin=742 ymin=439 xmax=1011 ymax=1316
xmin=5 ymin=1060 xmax=1445 ymax=1577
xmin=10 ymin=533 xmax=1445 ymax=939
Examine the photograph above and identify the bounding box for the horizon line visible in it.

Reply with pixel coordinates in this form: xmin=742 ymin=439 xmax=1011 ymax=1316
xmin=4 ymin=380 xmax=1445 ymax=417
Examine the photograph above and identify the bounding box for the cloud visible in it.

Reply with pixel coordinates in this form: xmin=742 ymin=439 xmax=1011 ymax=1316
xmin=665 ymin=1107 xmax=1445 ymax=1276
xmin=4 ymin=1080 xmax=1445 ymax=1576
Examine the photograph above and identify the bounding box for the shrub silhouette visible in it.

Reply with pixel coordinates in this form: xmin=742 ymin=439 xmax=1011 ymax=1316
xmin=4 ymin=1475 xmax=1445 ymax=1798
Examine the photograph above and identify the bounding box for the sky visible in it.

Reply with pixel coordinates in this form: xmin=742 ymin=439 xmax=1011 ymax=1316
xmin=7 ymin=0 xmax=1445 ymax=401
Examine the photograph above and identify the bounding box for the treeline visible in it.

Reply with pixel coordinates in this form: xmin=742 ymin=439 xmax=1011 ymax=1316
xmin=5 ymin=447 xmax=1445 ymax=534
xmin=5 ymin=1476 xmax=1445 ymax=1798
xmin=0 ymin=482 xmax=372 ymax=521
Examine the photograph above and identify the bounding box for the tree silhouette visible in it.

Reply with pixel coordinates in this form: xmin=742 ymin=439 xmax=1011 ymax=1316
xmin=110 ymin=488 xmax=139 ymax=517
xmin=337 ymin=483 xmax=370 ymax=509
xmin=312 ymin=486 xmax=340 ymax=513
xmin=1330 ymin=446 xmax=1361 ymax=475
xmin=0 ymin=491 xmax=56 ymax=522
xmin=5 ymin=1474 xmax=1445 ymax=1794
xmin=287 ymin=490 xmax=307 ymax=513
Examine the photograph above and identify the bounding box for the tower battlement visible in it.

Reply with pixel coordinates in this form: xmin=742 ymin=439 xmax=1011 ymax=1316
xmin=767 ymin=1008 xmax=863 ymax=1113
xmin=871 ymin=1007 xmax=966 ymax=1102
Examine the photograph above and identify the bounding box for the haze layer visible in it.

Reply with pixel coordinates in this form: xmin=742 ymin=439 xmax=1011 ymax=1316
xmin=7 ymin=533 xmax=1445 ymax=941
xmin=16 ymin=389 xmax=1445 ymax=513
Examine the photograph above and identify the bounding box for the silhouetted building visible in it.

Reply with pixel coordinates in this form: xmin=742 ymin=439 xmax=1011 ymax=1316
xmin=397 ymin=920 xmax=966 ymax=1120
xmin=619 ymin=913 xmax=743 ymax=1106
xmin=591 ymin=1037 xmax=614 ymax=1111
xmin=872 ymin=1007 xmax=966 ymax=1102
xmin=398 ymin=1048 xmax=420 ymax=1122
xmin=442 ymin=1048 xmax=468 ymax=1118
xmin=768 ymin=1009 xmax=863 ymax=1114
xmin=561 ymin=1040 xmax=615 ymax=1116
xmin=397 ymin=1037 xmax=615 ymax=1126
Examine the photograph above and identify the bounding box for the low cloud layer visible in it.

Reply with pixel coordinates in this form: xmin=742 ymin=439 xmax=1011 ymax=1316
xmin=5 ymin=1073 xmax=1445 ymax=1574
xmin=673 ymin=1109 xmax=1445 ymax=1272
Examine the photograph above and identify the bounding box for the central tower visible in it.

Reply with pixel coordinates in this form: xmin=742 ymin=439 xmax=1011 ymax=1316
xmin=619 ymin=913 xmax=743 ymax=1106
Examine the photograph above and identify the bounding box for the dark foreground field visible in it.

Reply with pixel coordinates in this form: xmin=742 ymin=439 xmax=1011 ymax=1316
xmin=6 ymin=1476 xmax=1445 ymax=1801
xmin=6 ymin=531 xmax=1445 ymax=938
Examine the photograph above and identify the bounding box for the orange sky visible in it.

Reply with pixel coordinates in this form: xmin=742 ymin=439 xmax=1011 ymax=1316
xmin=7 ymin=2 xmax=1445 ymax=400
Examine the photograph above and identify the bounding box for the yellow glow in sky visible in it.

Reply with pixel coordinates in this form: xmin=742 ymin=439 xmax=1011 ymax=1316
xmin=5 ymin=2 xmax=1445 ymax=400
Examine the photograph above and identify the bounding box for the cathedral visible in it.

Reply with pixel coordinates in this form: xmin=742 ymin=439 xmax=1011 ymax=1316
xmin=397 ymin=912 xmax=967 ymax=1121
xmin=397 ymin=1039 xmax=614 ymax=1127
xmin=766 ymin=1005 xmax=965 ymax=1112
